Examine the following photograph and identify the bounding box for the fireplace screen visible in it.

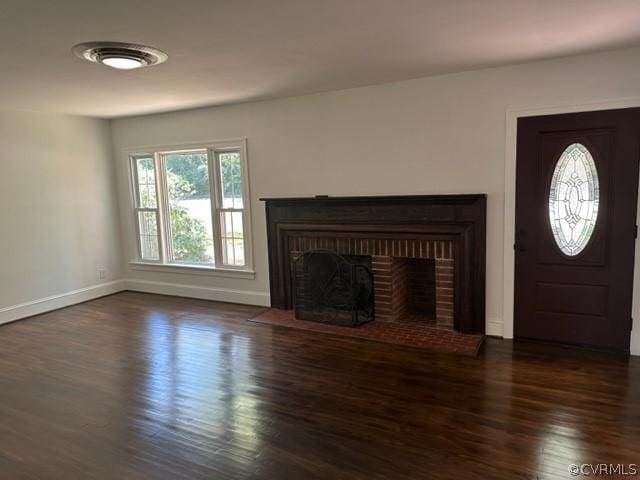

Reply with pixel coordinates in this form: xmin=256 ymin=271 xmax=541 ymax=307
xmin=293 ymin=250 xmax=374 ymax=326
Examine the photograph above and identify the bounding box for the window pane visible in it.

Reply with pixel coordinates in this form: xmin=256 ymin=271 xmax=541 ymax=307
xmin=164 ymin=152 xmax=214 ymax=264
xmin=134 ymin=156 xmax=157 ymax=208
xmin=220 ymin=211 xmax=244 ymax=238
xmin=220 ymin=210 xmax=245 ymax=266
xmin=138 ymin=211 xmax=160 ymax=260
xmin=548 ymin=143 xmax=599 ymax=256
xmin=218 ymin=151 xmax=243 ymax=209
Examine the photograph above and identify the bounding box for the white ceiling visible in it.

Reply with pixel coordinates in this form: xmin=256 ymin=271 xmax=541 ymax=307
xmin=2 ymin=0 xmax=640 ymax=118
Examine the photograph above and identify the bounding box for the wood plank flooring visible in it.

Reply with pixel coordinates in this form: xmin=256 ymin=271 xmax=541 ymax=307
xmin=0 ymin=291 xmax=639 ymax=479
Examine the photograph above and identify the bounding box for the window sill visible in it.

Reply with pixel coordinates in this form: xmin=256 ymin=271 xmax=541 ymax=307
xmin=129 ymin=261 xmax=256 ymax=279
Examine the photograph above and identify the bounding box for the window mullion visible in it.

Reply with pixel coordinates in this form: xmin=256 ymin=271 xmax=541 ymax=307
xmin=209 ymin=149 xmax=224 ymax=268
xmin=130 ymin=158 xmax=143 ymax=261
xmin=238 ymin=140 xmax=252 ymax=269
xmin=133 ymin=208 xmax=143 ymax=261
xmin=156 ymin=152 xmax=171 ymax=264
xmin=130 ymin=157 xmax=141 ymax=209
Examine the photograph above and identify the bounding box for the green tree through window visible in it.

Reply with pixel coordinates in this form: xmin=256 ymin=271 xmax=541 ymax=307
xmin=165 ymin=154 xmax=211 ymax=263
xmin=137 ymin=156 xmax=209 ymax=263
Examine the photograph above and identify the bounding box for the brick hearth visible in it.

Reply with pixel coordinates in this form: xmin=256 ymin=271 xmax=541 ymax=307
xmin=290 ymin=236 xmax=455 ymax=327
xmin=250 ymin=309 xmax=482 ymax=356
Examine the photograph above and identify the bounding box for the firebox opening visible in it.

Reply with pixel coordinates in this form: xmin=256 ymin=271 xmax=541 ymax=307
xmin=293 ymin=250 xmax=374 ymax=326
xmin=390 ymin=257 xmax=436 ymax=321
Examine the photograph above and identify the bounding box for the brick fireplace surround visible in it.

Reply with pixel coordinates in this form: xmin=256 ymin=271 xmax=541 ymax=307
xmin=289 ymin=236 xmax=454 ymax=327
xmin=262 ymin=195 xmax=486 ymax=334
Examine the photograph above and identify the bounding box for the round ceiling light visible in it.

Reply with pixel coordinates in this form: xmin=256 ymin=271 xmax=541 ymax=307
xmin=72 ymin=42 xmax=168 ymax=70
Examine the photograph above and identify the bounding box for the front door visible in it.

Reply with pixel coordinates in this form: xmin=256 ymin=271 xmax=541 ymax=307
xmin=514 ymin=108 xmax=640 ymax=351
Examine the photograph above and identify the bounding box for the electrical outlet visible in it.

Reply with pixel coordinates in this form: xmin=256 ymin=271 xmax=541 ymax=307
xmin=97 ymin=268 xmax=107 ymax=281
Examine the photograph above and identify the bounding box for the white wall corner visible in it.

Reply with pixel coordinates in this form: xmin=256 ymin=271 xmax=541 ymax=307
xmin=485 ymin=318 xmax=503 ymax=337
xmin=502 ymin=108 xmax=518 ymax=340
xmin=631 ymin=334 xmax=639 ymax=356
xmin=123 ymin=278 xmax=271 ymax=307
xmin=0 ymin=280 xmax=127 ymax=326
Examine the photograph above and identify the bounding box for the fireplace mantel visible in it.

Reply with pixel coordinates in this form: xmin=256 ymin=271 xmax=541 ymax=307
xmin=261 ymin=194 xmax=486 ymax=334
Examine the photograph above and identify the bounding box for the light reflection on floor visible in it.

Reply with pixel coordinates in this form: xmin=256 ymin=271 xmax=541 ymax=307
xmin=141 ymin=311 xmax=262 ymax=468
xmin=535 ymin=419 xmax=585 ymax=477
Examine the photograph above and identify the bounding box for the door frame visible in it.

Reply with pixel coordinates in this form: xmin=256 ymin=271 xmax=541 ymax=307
xmin=503 ymin=97 xmax=640 ymax=354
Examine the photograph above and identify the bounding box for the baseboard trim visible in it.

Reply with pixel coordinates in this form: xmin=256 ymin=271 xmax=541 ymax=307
xmin=124 ymin=278 xmax=271 ymax=307
xmin=486 ymin=318 xmax=503 ymax=337
xmin=0 ymin=280 xmax=126 ymax=326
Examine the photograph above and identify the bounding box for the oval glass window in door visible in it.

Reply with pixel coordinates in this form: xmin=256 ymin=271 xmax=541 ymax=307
xmin=548 ymin=143 xmax=600 ymax=256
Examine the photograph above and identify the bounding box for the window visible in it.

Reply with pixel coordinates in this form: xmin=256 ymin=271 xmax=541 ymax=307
xmin=128 ymin=140 xmax=252 ymax=271
xmin=163 ymin=150 xmax=215 ymax=265
xmin=132 ymin=155 xmax=161 ymax=261
xmin=548 ymin=143 xmax=599 ymax=256
xmin=217 ymin=151 xmax=246 ymax=266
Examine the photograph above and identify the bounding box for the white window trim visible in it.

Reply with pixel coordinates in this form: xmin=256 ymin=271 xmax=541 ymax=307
xmin=128 ymin=261 xmax=256 ymax=279
xmin=125 ymin=139 xmax=254 ymax=276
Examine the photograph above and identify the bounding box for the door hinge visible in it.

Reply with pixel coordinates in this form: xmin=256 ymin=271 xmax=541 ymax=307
xmin=630 ymin=317 xmax=634 ymax=331
xmin=635 ymin=225 xmax=638 ymax=239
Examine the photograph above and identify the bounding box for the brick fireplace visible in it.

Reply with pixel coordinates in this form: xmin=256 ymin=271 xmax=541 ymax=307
xmin=262 ymin=195 xmax=486 ymax=334
xmin=289 ymin=236 xmax=454 ymax=327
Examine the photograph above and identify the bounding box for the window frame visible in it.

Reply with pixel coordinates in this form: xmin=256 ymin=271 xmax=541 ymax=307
xmin=129 ymin=154 xmax=163 ymax=264
xmin=210 ymin=143 xmax=252 ymax=270
xmin=158 ymin=148 xmax=215 ymax=266
xmin=126 ymin=139 xmax=254 ymax=275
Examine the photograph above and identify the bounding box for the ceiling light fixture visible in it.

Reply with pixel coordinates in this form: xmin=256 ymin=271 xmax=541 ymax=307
xmin=72 ymin=42 xmax=168 ymax=70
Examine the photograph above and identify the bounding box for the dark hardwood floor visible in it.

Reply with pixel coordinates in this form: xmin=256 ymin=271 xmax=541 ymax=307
xmin=0 ymin=292 xmax=639 ymax=479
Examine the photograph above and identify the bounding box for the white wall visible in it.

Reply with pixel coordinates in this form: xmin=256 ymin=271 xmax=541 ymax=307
xmin=111 ymin=46 xmax=640 ymax=353
xmin=0 ymin=109 xmax=124 ymax=323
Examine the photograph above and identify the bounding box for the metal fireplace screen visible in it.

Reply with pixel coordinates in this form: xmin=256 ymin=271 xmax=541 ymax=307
xmin=293 ymin=249 xmax=374 ymax=326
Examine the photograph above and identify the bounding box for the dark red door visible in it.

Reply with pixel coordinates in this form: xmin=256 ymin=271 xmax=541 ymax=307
xmin=515 ymin=108 xmax=640 ymax=351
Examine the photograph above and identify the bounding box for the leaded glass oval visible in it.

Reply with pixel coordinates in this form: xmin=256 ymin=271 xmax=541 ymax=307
xmin=548 ymin=143 xmax=599 ymax=256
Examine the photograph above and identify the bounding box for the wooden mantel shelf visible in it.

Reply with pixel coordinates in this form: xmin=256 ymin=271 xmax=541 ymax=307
xmin=260 ymin=194 xmax=487 ymax=202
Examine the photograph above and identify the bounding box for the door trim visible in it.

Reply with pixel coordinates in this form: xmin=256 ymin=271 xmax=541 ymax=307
xmin=503 ymin=97 xmax=640 ymax=354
